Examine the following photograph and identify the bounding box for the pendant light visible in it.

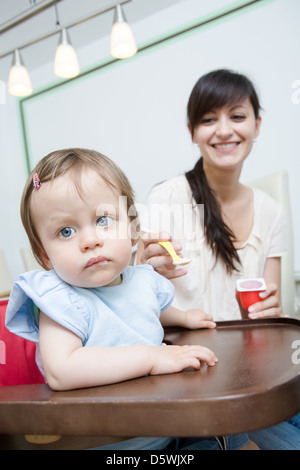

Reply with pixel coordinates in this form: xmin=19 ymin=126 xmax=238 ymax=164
xmin=8 ymin=49 xmax=32 ymax=97
xmin=54 ymin=28 xmax=80 ymax=78
xmin=110 ymin=4 xmax=137 ymax=59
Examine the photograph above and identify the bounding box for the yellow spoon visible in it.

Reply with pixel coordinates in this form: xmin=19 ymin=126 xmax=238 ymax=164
xmin=158 ymin=241 xmax=191 ymax=266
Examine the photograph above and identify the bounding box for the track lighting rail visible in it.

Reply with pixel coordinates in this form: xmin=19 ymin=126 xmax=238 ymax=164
xmin=0 ymin=0 xmax=63 ymax=35
xmin=0 ymin=0 xmax=132 ymax=61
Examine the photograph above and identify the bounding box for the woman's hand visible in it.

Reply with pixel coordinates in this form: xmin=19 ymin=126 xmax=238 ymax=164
xmin=137 ymin=231 xmax=188 ymax=280
xmin=237 ymin=283 xmax=283 ymax=319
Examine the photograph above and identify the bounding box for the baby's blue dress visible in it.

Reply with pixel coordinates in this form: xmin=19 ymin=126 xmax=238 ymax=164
xmin=5 ymin=264 xmax=177 ymax=450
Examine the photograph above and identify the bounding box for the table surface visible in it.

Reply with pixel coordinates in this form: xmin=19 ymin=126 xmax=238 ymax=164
xmin=0 ymin=318 xmax=299 ymax=439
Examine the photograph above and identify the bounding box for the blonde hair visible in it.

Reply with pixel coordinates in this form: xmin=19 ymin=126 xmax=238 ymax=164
xmin=21 ymin=148 xmax=139 ymax=270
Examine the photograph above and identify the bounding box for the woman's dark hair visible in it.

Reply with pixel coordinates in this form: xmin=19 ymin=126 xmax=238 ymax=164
xmin=185 ymin=69 xmax=261 ymax=272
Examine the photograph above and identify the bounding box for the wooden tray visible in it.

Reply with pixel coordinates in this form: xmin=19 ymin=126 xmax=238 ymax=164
xmin=0 ymin=318 xmax=299 ymax=440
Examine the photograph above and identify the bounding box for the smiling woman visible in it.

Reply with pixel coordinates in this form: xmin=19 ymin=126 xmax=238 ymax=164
xmin=137 ymin=68 xmax=300 ymax=450
xmin=138 ymin=69 xmax=283 ymax=320
xmin=193 ymin=99 xmax=261 ymax=165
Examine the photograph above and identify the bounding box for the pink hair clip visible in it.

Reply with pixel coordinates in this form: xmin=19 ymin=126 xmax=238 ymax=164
xmin=33 ymin=172 xmax=41 ymax=190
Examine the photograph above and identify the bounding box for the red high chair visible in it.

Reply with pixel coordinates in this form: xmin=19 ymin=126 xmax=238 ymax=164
xmin=0 ymin=299 xmax=45 ymax=387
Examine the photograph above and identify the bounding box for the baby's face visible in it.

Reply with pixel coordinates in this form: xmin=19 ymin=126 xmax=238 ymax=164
xmin=30 ymin=168 xmax=133 ymax=287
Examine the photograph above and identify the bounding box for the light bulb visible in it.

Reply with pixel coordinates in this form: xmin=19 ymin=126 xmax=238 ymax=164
xmin=110 ymin=5 xmax=137 ymax=59
xmin=8 ymin=50 xmax=32 ymax=97
xmin=54 ymin=28 xmax=79 ymax=78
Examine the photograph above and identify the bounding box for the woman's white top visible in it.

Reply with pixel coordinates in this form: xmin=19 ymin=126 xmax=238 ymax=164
xmin=143 ymin=175 xmax=286 ymax=321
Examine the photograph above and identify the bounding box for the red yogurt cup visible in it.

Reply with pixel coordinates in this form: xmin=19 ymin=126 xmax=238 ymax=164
xmin=236 ymin=278 xmax=267 ymax=311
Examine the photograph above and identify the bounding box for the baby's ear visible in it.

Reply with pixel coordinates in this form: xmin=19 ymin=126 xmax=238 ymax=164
xmin=37 ymin=246 xmax=53 ymax=270
xmin=130 ymin=217 xmax=140 ymax=247
xmin=43 ymin=258 xmax=54 ymax=270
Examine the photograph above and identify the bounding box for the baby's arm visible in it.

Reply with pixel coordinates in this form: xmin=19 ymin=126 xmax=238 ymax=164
xmin=160 ymin=305 xmax=216 ymax=329
xmin=39 ymin=313 xmax=218 ymax=391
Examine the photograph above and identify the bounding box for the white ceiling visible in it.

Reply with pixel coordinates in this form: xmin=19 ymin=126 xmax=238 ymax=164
xmin=0 ymin=0 xmax=186 ymax=77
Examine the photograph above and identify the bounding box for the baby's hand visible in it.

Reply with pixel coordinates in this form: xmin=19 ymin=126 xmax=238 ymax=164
xmin=183 ymin=309 xmax=216 ymax=330
xmin=150 ymin=345 xmax=218 ymax=375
